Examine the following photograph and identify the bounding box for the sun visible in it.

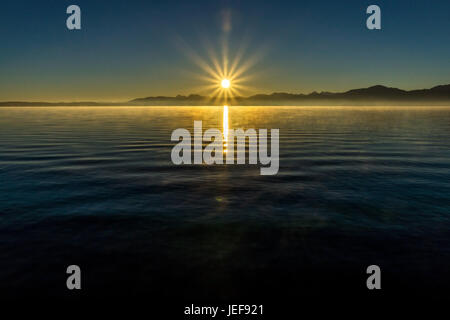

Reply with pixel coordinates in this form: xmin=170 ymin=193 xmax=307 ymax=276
xmin=221 ymin=79 xmax=230 ymax=89
xmin=178 ymin=34 xmax=264 ymax=105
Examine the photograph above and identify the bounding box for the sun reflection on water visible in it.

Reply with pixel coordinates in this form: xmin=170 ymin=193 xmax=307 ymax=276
xmin=223 ymin=105 xmax=229 ymax=153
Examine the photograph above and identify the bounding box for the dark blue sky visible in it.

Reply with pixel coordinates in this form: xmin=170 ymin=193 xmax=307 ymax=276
xmin=0 ymin=0 xmax=449 ymax=101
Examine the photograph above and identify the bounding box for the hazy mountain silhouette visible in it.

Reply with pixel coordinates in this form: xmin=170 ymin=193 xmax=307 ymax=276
xmin=131 ymin=84 xmax=450 ymax=105
xmin=2 ymin=84 xmax=450 ymax=106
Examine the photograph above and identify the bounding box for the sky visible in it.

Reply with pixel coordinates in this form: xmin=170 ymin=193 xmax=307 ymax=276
xmin=0 ymin=0 xmax=449 ymax=101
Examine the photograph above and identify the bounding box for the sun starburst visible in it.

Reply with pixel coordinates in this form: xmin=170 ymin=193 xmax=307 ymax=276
xmin=176 ymin=33 xmax=265 ymax=105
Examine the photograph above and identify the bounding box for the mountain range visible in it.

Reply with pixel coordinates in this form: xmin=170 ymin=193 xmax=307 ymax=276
xmin=1 ymin=84 xmax=449 ymax=106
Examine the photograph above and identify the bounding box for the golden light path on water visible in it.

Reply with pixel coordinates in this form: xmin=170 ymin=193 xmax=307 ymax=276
xmin=223 ymin=105 xmax=229 ymax=153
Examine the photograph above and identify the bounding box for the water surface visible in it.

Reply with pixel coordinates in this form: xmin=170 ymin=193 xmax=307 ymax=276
xmin=0 ymin=106 xmax=449 ymax=302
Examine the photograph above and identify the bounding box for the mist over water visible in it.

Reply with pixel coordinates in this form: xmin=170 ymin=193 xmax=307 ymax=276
xmin=1 ymin=106 xmax=449 ymax=302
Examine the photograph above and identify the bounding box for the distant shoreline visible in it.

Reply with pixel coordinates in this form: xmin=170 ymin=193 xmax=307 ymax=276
xmin=2 ymin=104 xmax=450 ymax=107
xmin=1 ymin=84 xmax=449 ymax=107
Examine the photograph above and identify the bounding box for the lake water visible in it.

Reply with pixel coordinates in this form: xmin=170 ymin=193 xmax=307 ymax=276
xmin=0 ymin=106 xmax=449 ymax=305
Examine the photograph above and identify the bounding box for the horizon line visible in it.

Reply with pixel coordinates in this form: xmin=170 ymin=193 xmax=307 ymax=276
xmin=1 ymin=83 xmax=449 ymax=104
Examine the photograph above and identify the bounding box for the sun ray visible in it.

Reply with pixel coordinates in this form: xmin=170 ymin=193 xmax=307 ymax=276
xmin=176 ymin=31 xmax=263 ymax=105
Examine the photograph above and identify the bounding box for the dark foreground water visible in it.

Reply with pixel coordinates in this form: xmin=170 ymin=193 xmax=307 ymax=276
xmin=0 ymin=106 xmax=449 ymax=309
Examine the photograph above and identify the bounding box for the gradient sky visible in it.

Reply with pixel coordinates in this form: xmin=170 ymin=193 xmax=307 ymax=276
xmin=0 ymin=0 xmax=449 ymax=101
